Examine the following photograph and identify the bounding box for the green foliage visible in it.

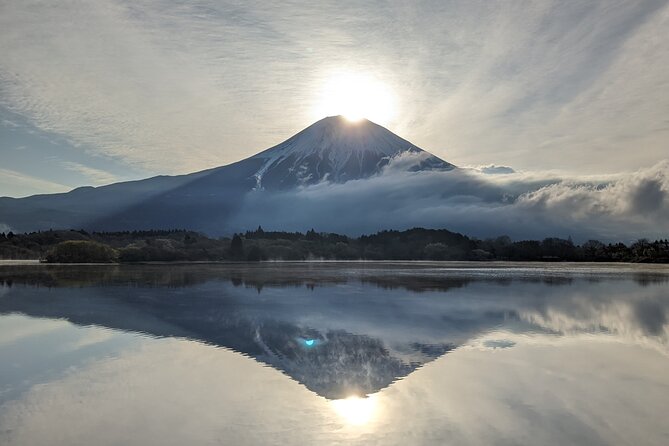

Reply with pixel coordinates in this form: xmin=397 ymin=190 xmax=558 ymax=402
xmin=45 ymin=241 xmax=118 ymax=263
xmin=246 ymin=245 xmax=267 ymax=261
xmin=424 ymin=243 xmax=449 ymax=260
xmin=333 ymin=242 xmax=357 ymax=260
xmin=230 ymin=234 xmax=244 ymax=260
xmin=1 ymin=228 xmax=668 ymax=263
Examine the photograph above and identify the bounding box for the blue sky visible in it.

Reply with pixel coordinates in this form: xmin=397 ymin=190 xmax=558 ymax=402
xmin=1 ymin=0 xmax=668 ymax=197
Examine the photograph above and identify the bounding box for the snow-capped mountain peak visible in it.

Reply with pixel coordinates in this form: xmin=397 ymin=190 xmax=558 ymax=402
xmin=250 ymin=116 xmax=453 ymax=189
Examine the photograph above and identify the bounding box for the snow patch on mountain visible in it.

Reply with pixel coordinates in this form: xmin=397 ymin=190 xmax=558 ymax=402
xmin=250 ymin=116 xmax=453 ymax=190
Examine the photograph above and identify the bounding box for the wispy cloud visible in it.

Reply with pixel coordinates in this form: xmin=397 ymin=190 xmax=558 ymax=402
xmin=0 ymin=168 xmax=70 ymax=198
xmin=1 ymin=1 xmax=667 ymax=176
xmin=60 ymin=162 xmax=118 ymax=186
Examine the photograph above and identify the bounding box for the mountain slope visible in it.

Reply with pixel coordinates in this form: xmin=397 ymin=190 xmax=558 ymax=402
xmin=251 ymin=116 xmax=453 ymax=189
xmin=0 ymin=116 xmax=454 ymax=233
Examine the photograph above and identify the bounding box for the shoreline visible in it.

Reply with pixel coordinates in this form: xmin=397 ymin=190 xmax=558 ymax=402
xmin=1 ymin=259 xmax=668 ymax=268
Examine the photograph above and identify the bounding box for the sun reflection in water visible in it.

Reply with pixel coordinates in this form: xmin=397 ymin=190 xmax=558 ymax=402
xmin=330 ymin=395 xmax=377 ymax=426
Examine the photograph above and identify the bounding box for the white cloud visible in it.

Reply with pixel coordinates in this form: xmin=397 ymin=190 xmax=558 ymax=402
xmin=469 ymin=165 xmax=516 ymax=175
xmin=1 ymin=1 xmax=667 ymax=177
xmin=228 ymin=154 xmax=669 ymax=241
xmin=0 ymin=1 xmax=236 ymax=172
xmin=60 ymin=162 xmax=118 ymax=186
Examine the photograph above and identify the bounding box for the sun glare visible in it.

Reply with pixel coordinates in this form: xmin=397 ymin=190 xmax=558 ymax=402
xmin=330 ymin=395 xmax=377 ymax=426
xmin=313 ymin=72 xmax=397 ymax=125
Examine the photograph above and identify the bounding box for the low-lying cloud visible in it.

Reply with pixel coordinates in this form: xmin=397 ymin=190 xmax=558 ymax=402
xmin=229 ymin=153 xmax=669 ymax=241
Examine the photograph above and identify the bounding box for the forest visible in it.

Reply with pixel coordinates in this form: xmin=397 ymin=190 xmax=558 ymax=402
xmin=0 ymin=227 xmax=667 ymax=263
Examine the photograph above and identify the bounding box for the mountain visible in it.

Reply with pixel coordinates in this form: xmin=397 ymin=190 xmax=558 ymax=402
xmin=0 ymin=116 xmax=454 ymax=234
xmin=250 ymin=116 xmax=453 ymax=189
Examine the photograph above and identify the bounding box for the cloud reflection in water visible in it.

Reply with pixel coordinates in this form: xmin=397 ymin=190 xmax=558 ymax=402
xmin=0 ymin=263 xmax=668 ymax=445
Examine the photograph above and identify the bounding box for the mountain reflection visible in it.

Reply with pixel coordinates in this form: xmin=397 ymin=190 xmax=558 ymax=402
xmin=1 ymin=263 xmax=668 ymax=399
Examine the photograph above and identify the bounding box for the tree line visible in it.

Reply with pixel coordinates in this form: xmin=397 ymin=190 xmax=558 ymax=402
xmin=0 ymin=227 xmax=667 ymax=263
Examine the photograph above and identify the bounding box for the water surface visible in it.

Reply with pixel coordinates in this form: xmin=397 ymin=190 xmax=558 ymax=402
xmin=1 ymin=262 xmax=668 ymax=445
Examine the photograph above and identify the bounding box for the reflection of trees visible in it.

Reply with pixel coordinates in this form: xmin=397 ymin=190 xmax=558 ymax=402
xmin=633 ymin=273 xmax=669 ymax=287
xmin=2 ymin=263 xmax=667 ymax=292
xmin=0 ymin=264 xmax=347 ymax=289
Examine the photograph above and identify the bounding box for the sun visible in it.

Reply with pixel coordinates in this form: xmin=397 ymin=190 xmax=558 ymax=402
xmin=312 ymin=72 xmax=397 ymax=125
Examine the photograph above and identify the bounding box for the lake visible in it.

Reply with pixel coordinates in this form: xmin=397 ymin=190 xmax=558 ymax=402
xmin=1 ymin=262 xmax=668 ymax=445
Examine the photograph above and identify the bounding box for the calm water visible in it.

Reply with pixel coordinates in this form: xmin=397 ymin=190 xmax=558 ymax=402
xmin=0 ymin=262 xmax=668 ymax=445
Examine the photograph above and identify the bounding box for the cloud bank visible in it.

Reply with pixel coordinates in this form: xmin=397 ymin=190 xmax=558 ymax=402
xmin=229 ymin=153 xmax=669 ymax=241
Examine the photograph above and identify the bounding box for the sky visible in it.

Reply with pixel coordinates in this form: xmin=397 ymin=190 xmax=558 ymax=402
xmin=1 ymin=0 xmax=668 ymax=198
